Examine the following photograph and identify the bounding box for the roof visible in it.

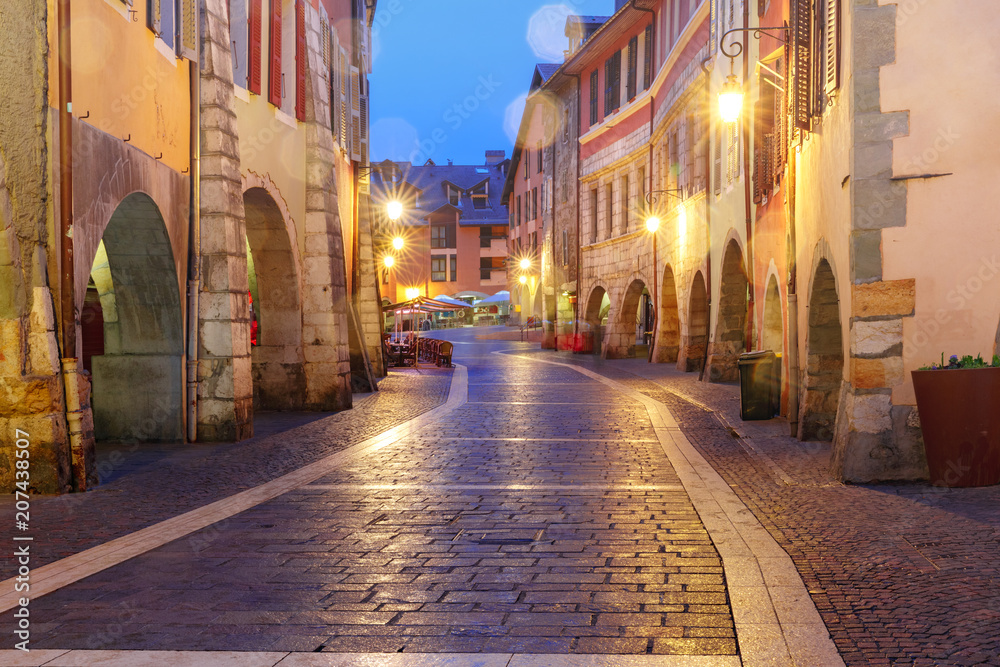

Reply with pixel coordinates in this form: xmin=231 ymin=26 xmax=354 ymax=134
xmin=371 ymin=153 xmax=510 ymax=226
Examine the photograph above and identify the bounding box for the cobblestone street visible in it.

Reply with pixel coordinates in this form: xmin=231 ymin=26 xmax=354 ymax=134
xmin=1 ymin=329 xmax=998 ymax=666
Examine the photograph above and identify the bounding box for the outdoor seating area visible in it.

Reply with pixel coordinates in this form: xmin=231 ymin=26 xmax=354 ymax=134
xmin=383 ymin=333 xmax=453 ymax=368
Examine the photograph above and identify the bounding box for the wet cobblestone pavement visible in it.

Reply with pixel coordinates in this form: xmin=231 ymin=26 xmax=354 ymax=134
xmin=5 ymin=370 xmax=451 ymax=569
xmin=5 ymin=333 xmax=740 ymax=657
xmin=526 ymin=351 xmax=1000 ymax=666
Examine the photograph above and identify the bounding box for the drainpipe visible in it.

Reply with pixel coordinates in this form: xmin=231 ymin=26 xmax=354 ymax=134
xmin=741 ymin=0 xmax=755 ymax=353
xmin=786 ymin=148 xmax=800 ymax=436
xmin=699 ymin=57 xmax=713 ymax=381
xmin=57 ymin=0 xmax=88 ymax=491
xmin=186 ymin=59 xmax=201 ymax=443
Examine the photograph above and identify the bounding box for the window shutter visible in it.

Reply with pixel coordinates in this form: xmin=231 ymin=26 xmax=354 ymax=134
xmin=350 ymin=65 xmax=361 ymax=161
xmin=269 ymin=0 xmax=283 ymax=107
xmin=790 ymin=0 xmax=812 ymax=132
xmin=295 ymin=0 xmax=306 ymax=121
xmin=147 ymin=0 xmax=162 ymax=35
xmin=824 ymin=0 xmax=840 ymax=94
xmin=340 ymin=48 xmax=349 ymax=149
xmin=709 ymin=0 xmax=717 ymax=57
xmin=360 ymin=91 xmax=369 ymax=165
xmin=604 ymin=58 xmax=613 ymax=116
xmin=249 ymin=0 xmax=263 ymax=95
xmin=589 ymin=70 xmax=599 ymax=125
xmin=626 ymin=36 xmax=637 ymax=101
xmin=643 ymin=25 xmax=652 ymax=90
xmin=612 ymin=51 xmax=621 ymax=110
xmin=177 ymin=0 xmax=198 ymax=61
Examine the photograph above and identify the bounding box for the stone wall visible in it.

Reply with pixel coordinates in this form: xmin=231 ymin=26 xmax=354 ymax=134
xmin=198 ymin=0 xmax=253 ymax=441
xmin=0 ymin=0 xmax=74 ymax=494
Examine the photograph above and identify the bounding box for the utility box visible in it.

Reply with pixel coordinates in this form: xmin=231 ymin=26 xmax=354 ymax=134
xmin=738 ymin=350 xmax=778 ymax=420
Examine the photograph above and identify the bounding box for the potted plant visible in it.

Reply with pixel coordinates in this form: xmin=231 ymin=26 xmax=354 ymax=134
xmin=911 ymin=354 xmax=1000 ymax=487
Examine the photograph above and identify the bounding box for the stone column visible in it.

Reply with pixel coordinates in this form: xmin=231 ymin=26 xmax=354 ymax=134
xmin=300 ymin=4 xmax=351 ymax=410
xmin=355 ymin=193 xmax=385 ymax=377
xmin=197 ymin=0 xmax=253 ymax=441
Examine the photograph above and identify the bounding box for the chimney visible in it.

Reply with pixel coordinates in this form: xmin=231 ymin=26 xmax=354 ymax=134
xmin=484 ymin=150 xmax=506 ymax=165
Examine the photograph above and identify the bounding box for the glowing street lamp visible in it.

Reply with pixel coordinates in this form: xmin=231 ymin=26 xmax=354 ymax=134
xmin=518 ymin=274 xmax=528 ymax=285
xmin=719 ymin=74 xmax=744 ymax=124
xmin=645 ymin=216 xmax=660 ymax=233
xmin=383 ymin=255 xmax=395 ymax=269
xmin=519 ymin=258 xmax=531 ymax=271
xmin=392 ymin=236 xmax=404 ymax=251
xmin=387 ymin=200 xmax=403 ymax=222
xmin=405 ymin=287 xmax=420 ymax=301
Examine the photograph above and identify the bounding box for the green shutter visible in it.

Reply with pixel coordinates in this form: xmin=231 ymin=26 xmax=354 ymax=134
xmin=177 ymin=0 xmax=198 ymax=61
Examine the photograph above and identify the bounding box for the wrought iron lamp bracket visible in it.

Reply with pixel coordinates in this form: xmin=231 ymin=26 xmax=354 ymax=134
xmin=645 ymin=189 xmax=684 ymax=206
xmin=720 ymin=26 xmax=791 ymax=60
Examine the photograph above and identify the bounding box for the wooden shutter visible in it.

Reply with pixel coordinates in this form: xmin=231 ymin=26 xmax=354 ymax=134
xmin=350 ymin=65 xmax=361 ymax=161
xmin=612 ymin=51 xmax=621 ymax=110
xmin=626 ymin=36 xmax=637 ymax=101
xmin=360 ymin=91 xmax=369 ymax=165
xmin=790 ymin=0 xmax=812 ymax=132
xmin=269 ymin=0 xmax=283 ymax=107
xmin=589 ymin=70 xmax=598 ymax=125
xmin=295 ymin=0 xmax=306 ymax=120
xmin=604 ymin=57 xmax=614 ymax=116
xmin=340 ymin=49 xmax=349 ymax=149
xmin=709 ymin=0 xmax=717 ymax=57
xmin=249 ymin=0 xmax=263 ymax=95
xmin=643 ymin=25 xmax=652 ymax=90
xmin=147 ymin=0 xmax=162 ymax=35
xmin=177 ymin=0 xmax=198 ymax=60
xmin=824 ymin=0 xmax=840 ymax=94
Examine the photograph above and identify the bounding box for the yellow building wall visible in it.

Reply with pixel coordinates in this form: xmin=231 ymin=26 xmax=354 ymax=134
xmin=48 ymin=0 xmax=192 ymax=173
xmin=880 ymin=0 xmax=1000 ymax=404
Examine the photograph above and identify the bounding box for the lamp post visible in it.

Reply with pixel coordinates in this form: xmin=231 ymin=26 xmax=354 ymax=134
xmin=717 ymin=26 xmax=791 ymax=122
xmin=644 ymin=189 xmax=684 ymax=363
xmin=518 ymin=274 xmax=529 ymax=341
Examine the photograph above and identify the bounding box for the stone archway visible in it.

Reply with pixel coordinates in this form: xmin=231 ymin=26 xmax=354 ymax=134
xmin=583 ymin=285 xmax=610 ymax=355
xmin=605 ymin=279 xmax=650 ymax=359
xmin=84 ymin=193 xmax=184 ymax=442
xmin=680 ymin=271 xmax=709 ymax=372
xmin=653 ymin=264 xmax=680 ymax=363
xmin=244 ymin=187 xmax=306 ymax=410
xmin=761 ymin=275 xmax=783 ymax=354
xmin=800 ymin=258 xmax=843 ymax=441
xmin=707 ymin=240 xmax=748 ymax=381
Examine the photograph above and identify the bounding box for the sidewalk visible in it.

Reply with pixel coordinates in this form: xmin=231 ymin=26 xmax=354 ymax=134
xmin=531 ymin=350 xmax=1000 ymax=666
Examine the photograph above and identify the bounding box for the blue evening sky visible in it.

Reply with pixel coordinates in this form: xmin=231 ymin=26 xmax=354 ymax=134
xmin=369 ymin=1 xmax=614 ymax=167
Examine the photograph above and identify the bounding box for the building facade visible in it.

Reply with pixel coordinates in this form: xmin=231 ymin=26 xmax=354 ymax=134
xmin=371 ymin=153 xmax=510 ymax=307
xmin=507 ymin=0 xmax=1000 ymax=483
xmin=0 ymin=0 xmax=382 ymax=494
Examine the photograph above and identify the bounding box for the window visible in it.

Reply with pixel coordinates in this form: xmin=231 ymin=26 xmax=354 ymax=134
xmin=626 ymin=36 xmax=638 ymax=101
xmin=605 ymin=183 xmax=613 ymax=238
xmin=589 ymin=70 xmax=599 ymax=126
xmin=562 ymin=229 xmax=569 ymax=266
xmin=523 ymin=151 xmax=529 ymax=179
xmin=431 ymin=256 xmax=447 ymax=282
xmin=532 ymin=188 xmax=538 ymax=220
xmin=622 ymin=174 xmax=629 ymax=234
xmin=643 ymin=25 xmax=653 ymax=90
xmin=231 ymin=0 xmax=250 ymax=88
xmin=431 ymin=223 xmax=455 ymax=248
xmin=471 ymin=182 xmax=488 ymax=209
xmin=563 ymin=107 xmax=570 ymax=142
xmin=531 ymin=231 xmax=538 ymax=251
xmin=537 ymin=141 xmax=543 ymax=173
xmin=638 ymin=166 xmax=646 ymax=215
xmin=727 ymin=122 xmax=740 ymax=185
xmin=480 ymin=257 xmax=505 ymax=280
xmin=714 ymin=123 xmax=723 ymax=195
xmin=447 ymin=185 xmax=460 ymax=206
xmin=590 ymin=188 xmax=598 ymax=243
xmin=604 ymin=51 xmax=621 ymax=116
xmin=480 ymin=225 xmax=507 ymax=248
xmin=516 ymin=195 xmax=521 ymax=225
xmin=450 ymin=255 xmax=457 ymax=282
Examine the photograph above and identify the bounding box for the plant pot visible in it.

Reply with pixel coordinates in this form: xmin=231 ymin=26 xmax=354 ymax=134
xmin=911 ymin=367 xmax=1000 ymax=487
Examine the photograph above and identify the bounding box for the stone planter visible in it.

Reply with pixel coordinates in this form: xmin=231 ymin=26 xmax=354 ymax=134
xmin=911 ymin=368 xmax=1000 ymax=487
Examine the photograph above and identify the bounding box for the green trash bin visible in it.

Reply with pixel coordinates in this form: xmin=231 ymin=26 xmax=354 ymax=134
xmin=738 ymin=350 xmax=777 ymax=420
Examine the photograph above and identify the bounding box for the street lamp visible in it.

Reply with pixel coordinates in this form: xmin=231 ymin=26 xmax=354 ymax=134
xmin=383 ymin=255 xmax=395 ymax=269
xmin=644 ymin=189 xmax=683 ymax=363
xmin=519 ymin=258 xmax=531 ymax=271
xmin=387 ymin=200 xmax=403 ymax=222
xmin=717 ymin=26 xmax=791 ymax=122
xmin=392 ymin=236 xmax=404 ymax=251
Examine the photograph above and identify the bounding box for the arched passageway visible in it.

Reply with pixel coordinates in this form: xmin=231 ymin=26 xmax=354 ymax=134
xmin=761 ymin=276 xmax=785 ymax=414
xmin=583 ymin=286 xmax=610 ymax=355
xmin=680 ymin=271 xmax=708 ymax=372
xmin=708 ymin=240 xmax=748 ymax=381
xmin=800 ymin=259 xmax=843 ymax=441
xmin=605 ymin=279 xmax=652 ymax=359
xmin=84 ymin=192 xmax=184 ymax=442
xmin=653 ymin=265 xmax=680 ymax=363
xmin=244 ymin=187 xmax=305 ymax=410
